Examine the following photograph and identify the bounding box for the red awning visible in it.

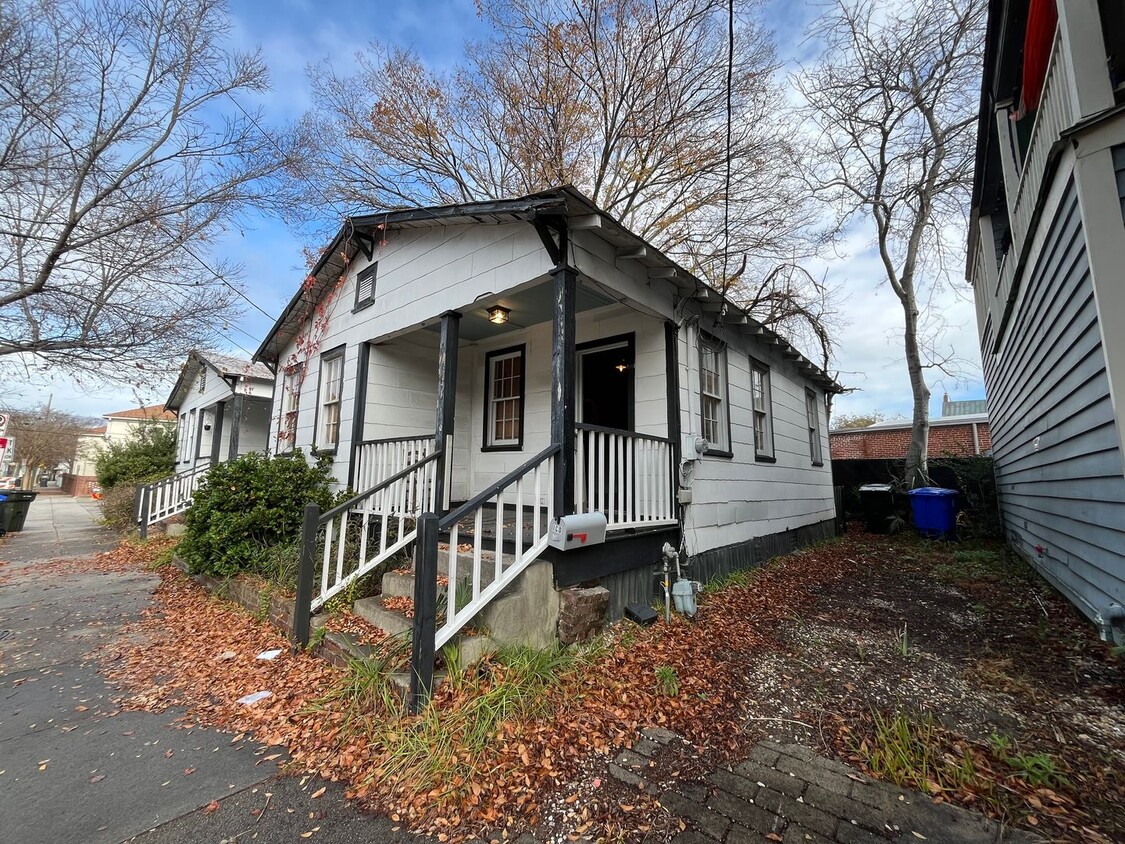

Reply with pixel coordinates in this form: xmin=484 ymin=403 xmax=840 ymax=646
xmin=1019 ymin=0 xmax=1058 ymax=117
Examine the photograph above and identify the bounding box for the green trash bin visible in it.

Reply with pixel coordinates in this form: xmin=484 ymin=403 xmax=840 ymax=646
xmin=0 ymin=489 xmax=38 ymax=533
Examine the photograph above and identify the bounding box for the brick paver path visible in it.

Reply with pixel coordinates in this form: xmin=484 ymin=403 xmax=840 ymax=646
xmin=615 ymin=736 xmax=1040 ymax=844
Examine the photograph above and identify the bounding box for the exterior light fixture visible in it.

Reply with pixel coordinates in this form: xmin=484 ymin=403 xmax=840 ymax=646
xmin=615 ymin=362 xmax=628 ymax=373
xmin=488 ymin=305 xmax=510 ymax=325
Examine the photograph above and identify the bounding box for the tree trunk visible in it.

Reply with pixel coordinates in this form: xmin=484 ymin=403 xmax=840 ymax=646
xmin=902 ymin=299 xmax=930 ymax=488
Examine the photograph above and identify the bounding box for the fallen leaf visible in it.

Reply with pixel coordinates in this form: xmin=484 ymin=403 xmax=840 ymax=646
xmin=89 ymin=774 xmax=106 ymax=784
xmin=310 ymin=786 xmax=326 ymax=799
xmin=203 ymin=800 xmax=220 ymax=814
xmin=184 ymin=767 xmax=196 ymax=776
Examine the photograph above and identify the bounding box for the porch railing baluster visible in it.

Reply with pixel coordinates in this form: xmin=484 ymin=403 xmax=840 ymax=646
xmin=573 ymin=424 xmax=676 ymax=531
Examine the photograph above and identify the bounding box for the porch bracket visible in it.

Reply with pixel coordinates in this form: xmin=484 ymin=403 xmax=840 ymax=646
xmin=351 ymin=230 xmax=375 ymax=262
xmin=533 ymin=214 xmax=569 ymax=268
xmin=551 ymin=264 xmax=577 ymax=516
xmin=409 ymin=512 xmax=440 ymax=711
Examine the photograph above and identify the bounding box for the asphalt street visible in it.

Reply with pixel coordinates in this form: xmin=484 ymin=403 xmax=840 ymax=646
xmin=0 ymin=493 xmax=420 ymax=844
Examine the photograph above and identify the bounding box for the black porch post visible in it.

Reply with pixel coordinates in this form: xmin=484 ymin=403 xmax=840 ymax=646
xmin=409 ymin=512 xmax=439 ymax=711
xmin=209 ymin=402 xmax=226 ymax=467
xmin=347 ymin=342 xmax=371 ymax=491
xmin=227 ymin=394 xmax=245 ymax=460
xmin=432 ymin=311 xmax=461 ymax=512
xmin=664 ymin=320 xmax=683 ymax=516
xmin=551 ymin=265 xmax=577 ymax=516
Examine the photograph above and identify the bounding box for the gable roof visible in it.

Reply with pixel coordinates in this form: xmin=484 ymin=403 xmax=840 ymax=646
xmin=255 ymin=186 xmax=841 ymax=393
xmin=165 ymin=350 xmax=275 ymax=411
xmin=105 ymin=404 xmax=176 ymax=422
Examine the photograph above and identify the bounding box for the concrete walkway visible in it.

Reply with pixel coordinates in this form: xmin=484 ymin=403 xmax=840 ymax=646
xmin=0 ymin=495 xmax=416 ymax=844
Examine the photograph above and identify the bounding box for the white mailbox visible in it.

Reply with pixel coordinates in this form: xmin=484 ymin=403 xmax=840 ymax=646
xmin=548 ymin=512 xmax=608 ymax=551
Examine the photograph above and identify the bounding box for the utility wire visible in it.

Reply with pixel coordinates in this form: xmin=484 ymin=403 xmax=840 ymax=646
xmin=179 ymin=241 xmax=278 ymax=322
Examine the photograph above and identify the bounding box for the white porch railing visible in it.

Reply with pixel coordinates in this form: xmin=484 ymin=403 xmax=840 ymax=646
xmin=1010 ymin=29 xmax=1074 ymax=254
xmin=353 ymin=435 xmax=438 ymax=495
xmin=309 ymin=450 xmax=440 ymax=614
xmin=575 ymin=424 xmax=677 ymax=530
xmin=135 ymin=464 xmax=211 ymax=538
xmin=434 ymin=444 xmax=558 ymax=649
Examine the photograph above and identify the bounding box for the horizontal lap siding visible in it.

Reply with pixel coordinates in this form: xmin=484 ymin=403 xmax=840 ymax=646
xmin=679 ymin=322 xmax=835 ymax=556
xmin=984 ymin=179 xmax=1125 ymax=619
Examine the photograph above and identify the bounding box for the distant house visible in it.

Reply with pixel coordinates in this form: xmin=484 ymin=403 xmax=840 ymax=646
xmin=131 ymin=352 xmax=275 ymax=535
xmin=968 ymin=0 xmax=1125 ymax=642
xmin=253 ymin=185 xmax=841 ymax=670
xmin=830 ymin=396 xmax=991 ymax=461
xmin=63 ymin=406 xmax=176 ymax=496
xmin=164 ymin=351 xmax=275 ymax=472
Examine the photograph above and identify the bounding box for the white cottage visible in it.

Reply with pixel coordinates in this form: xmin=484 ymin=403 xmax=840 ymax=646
xmin=255 ymin=188 xmax=840 ymax=693
xmin=133 ymin=352 xmax=275 ymax=536
xmin=165 ymin=350 xmax=275 ymax=470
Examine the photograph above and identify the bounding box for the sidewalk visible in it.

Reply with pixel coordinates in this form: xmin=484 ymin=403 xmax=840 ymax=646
xmin=0 ymin=495 xmax=413 ymax=844
xmin=0 ymin=493 xmax=117 ymax=570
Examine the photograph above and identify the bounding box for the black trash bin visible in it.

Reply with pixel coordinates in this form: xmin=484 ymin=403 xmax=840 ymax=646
xmin=0 ymin=489 xmax=38 ymax=534
xmin=858 ymin=483 xmax=895 ymax=533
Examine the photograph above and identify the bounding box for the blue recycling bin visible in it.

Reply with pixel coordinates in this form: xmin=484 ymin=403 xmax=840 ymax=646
xmin=907 ymin=487 xmax=958 ymax=539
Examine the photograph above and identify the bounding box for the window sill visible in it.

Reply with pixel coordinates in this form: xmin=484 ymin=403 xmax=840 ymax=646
xmin=482 ymin=444 xmax=523 ymax=453
xmin=812 ymin=460 xmax=824 ymax=467
xmin=703 ymin=448 xmax=734 ymax=459
xmin=755 ymin=454 xmax=777 ymax=464
xmin=352 ymin=299 xmax=375 ymax=314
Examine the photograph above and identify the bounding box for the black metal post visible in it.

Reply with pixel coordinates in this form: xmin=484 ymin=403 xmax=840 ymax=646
xmin=432 ymin=311 xmax=461 ymax=512
xmin=293 ymin=502 xmax=321 ymax=648
xmin=409 ymin=512 xmax=439 ymax=711
xmin=550 ymin=265 xmax=577 ymax=516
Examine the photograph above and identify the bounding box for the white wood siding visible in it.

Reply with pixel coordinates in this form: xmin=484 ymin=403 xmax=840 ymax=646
xmin=677 ymin=318 xmax=835 ymax=556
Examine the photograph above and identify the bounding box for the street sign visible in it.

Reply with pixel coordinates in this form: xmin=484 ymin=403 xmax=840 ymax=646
xmin=0 ymin=412 xmax=8 ymax=436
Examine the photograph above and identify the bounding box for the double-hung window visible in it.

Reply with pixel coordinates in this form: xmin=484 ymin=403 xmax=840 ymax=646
xmin=806 ymin=388 xmax=823 ymax=465
xmin=751 ymin=360 xmax=775 ymax=461
xmin=280 ymin=363 xmax=302 ymax=450
xmin=484 ymin=345 xmax=524 ymax=450
xmin=354 ymin=263 xmax=377 ymax=310
xmin=699 ymin=335 xmax=730 ymax=455
xmin=317 ymin=350 xmax=345 ymax=450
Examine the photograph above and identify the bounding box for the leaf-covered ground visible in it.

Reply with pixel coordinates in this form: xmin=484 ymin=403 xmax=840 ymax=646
xmin=92 ymin=533 xmax=1124 ymax=843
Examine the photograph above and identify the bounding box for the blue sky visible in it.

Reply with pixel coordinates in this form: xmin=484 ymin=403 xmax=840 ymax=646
xmin=22 ymin=0 xmax=984 ymax=423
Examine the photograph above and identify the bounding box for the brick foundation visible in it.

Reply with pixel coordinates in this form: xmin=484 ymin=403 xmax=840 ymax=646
xmin=558 ymin=585 xmax=610 ymax=645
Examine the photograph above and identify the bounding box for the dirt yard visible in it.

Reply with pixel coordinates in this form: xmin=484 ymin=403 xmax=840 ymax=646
xmin=93 ymin=531 xmax=1124 ymax=843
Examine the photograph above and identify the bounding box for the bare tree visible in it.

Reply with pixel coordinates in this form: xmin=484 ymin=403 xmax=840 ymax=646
xmin=0 ymin=0 xmax=296 ymax=382
xmin=797 ymin=0 xmax=985 ymax=486
xmin=3 ymin=403 xmax=99 ymax=488
xmin=293 ymin=0 xmax=832 ymax=361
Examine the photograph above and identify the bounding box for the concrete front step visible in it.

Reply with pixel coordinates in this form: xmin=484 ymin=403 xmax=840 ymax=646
xmin=383 ymin=549 xmax=514 ymax=599
xmin=352 ymin=596 xmax=497 ymax=665
xmin=353 ymin=596 xmax=413 ymax=636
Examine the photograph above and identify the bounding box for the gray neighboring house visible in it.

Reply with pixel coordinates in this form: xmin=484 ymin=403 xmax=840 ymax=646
xmin=968 ymin=0 xmax=1125 ymax=642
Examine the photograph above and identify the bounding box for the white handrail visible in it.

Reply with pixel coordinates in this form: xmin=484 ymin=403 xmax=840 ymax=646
xmin=434 ymin=448 xmax=556 ymax=649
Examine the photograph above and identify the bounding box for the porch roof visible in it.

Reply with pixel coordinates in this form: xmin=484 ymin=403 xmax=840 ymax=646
xmin=255 ymin=187 xmax=841 ymax=393
xmin=165 ymin=350 xmax=275 ymax=411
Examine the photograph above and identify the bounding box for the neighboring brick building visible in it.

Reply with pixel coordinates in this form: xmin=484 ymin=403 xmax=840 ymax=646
xmin=830 ymin=413 xmax=991 ymax=460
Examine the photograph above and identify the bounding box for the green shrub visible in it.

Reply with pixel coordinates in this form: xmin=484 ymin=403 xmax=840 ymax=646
xmin=178 ymin=450 xmax=336 ymax=578
xmin=95 ymin=424 xmax=176 ymax=488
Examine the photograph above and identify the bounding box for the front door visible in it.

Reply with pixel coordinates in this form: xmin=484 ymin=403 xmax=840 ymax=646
xmin=577 ymin=336 xmax=634 ymax=430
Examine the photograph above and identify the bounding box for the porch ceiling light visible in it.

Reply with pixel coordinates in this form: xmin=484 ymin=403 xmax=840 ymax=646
xmin=488 ymin=305 xmax=510 ymax=325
